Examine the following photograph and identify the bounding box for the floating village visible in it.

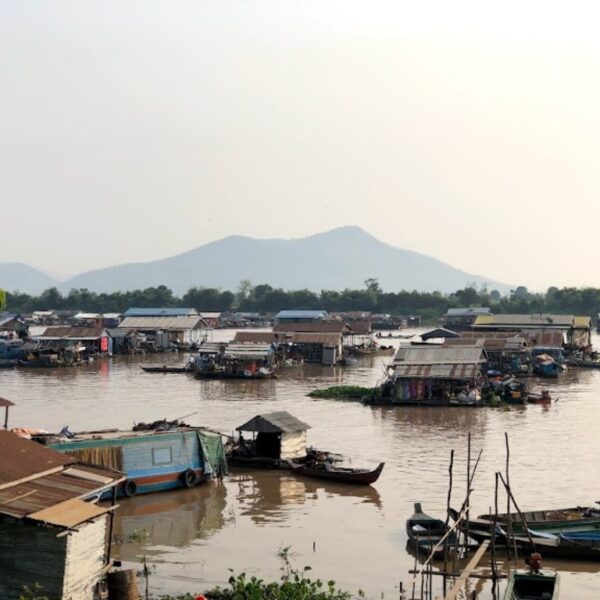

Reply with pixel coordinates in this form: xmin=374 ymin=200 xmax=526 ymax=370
xmin=1 ymin=305 xmax=600 ymax=599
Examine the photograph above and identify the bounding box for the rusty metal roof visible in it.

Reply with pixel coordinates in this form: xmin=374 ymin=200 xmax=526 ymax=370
xmin=234 ymin=332 xmax=280 ymax=343
xmin=119 ymin=316 xmax=207 ymax=330
xmin=521 ymin=330 xmax=565 ymax=348
xmin=273 ymin=321 xmax=350 ymax=334
xmin=0 ymin=430 xmax=74 ymax=487
xmin=0 ymin=431 xmax=123 ymax=523
xmin=38 ymin=326 xmax=106 ymax=339
xmin=393 ymin=346 xmax=486 ymax=365
xmin=392 ymin=363 xmax=480 ymax=380
xmin=473 ymin=314 xmax=574 ymax=329
xmin=237 ymin=411 xmax=311 ymax=433
xmin=233 ymin=331 xmax=342 ymax=346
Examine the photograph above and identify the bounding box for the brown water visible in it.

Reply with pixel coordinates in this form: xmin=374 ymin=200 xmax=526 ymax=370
xmin=3 ymin=330 xmax=600 ymax=598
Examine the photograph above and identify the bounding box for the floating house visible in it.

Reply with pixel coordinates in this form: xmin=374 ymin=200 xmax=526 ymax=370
xmin=35 ymin=326 xmax=111 ymax=356
xmin=123 ymin=307 xmax=200 ymax=317
xmin=36 ymin=426 xmax=227 ymax=497
xmin=229 ymin=411 xmax=311 ymax=467
xmin=441 ymin=307 xmax=491 ymax=331
xmin=445 ymin=335 xmax=529 ymax=374
xmin=383 ymin=346 xmax=487 ymax=405
xmin=472 ymin=313 xmax=592 ymax=351
xmin=232 ymin=331 xmax=343 ymax=365
xmin=0 ymin=430 xmax=123 ymax=600
xmin=193 ymin=342 xmax=277 ymax=378
xmin=0 ymin=314 xmax=28 ymax=339
xmin=117 ymin=314 xmax=209 ymax=349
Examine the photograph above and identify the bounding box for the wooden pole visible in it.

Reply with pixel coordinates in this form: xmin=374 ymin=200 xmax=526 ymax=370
xmin=466 ymin=434 xmax=472 ymax=556
xmin=444 ymin=449 xmax=454 ymax=597
xmin=498 ymin=472 xmax=537 ymax=551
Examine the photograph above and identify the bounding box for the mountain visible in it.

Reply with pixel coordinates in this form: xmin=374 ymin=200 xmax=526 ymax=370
xmin=0 ymin=263 xmax=59 ymax=295
xmin=59 ymin=227 xmax=509 ymax=294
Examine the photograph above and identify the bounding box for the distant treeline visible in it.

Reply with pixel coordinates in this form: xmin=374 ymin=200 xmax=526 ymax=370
xmin=3 ymin=281 xmax=600 ymax=319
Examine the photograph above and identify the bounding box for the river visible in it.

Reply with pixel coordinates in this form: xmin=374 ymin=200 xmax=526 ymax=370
xmin=2 ymin=329 xmax=600 ymax=598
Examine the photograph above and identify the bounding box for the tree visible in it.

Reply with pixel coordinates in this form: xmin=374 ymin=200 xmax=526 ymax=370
xmin=0 ymin=289 xmax=6 ymax=312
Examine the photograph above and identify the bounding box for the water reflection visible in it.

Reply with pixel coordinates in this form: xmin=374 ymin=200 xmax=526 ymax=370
xmin=231 ymin=468 xmax=382 ymax=524
xmin=113 ymin=482 xmax=228 ymax=561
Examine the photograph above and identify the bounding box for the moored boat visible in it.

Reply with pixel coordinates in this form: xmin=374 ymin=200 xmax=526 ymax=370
xmin=0 ymin=359 xmax=16 ymax=369
xmin=503 ymin=569 xmax=559 ymax=600
xmin=292 ymin=461 xmax=384 ymax=486
xmin=32 ymin=423 xmax=228 ymax=497
xmin=406 ymin=503 xmax=457 ymax=558
xmin=141 ymin=365 xmax=192 ymax=373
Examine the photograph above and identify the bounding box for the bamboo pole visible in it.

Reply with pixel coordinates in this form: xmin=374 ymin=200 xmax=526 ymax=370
xmin=498 ymin=472 xmax=537 ymax=551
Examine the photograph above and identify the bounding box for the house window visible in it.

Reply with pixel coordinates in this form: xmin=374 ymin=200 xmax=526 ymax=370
xmin=152 ymin=447 xmax=172 ymax=465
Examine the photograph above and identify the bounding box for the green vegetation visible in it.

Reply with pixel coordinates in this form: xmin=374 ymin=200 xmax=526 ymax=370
xmin=308 ymin=386 xmax=377 ymax=400
xmin=5 ymin=281 xmax=600 ymax=320
xmin=153 ymin=547 xmax=362 ymax=600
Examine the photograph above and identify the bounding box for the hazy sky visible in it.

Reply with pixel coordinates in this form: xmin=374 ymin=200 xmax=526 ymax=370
xmin=1 ymin=1 xmax=599 ymax=289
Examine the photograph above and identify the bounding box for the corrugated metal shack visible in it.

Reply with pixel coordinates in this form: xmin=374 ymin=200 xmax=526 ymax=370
xmin=232 ymin=331 xmax=343 ymax=365
xmin=386 ymin=346 xmax=487 ymax=404
xmin=0 ymin=430 xmax=123 ymax=600
xmin=118 ymin=315 xmax=209 ymax=349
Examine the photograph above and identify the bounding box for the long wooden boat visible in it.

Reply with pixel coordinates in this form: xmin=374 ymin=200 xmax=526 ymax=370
xmin=449 ymin=508 xmax=600 ymax=561
xmin=292 ymin=461 xmax=384 ymax=485
xmin=477 ymin=505 xmax=600 ymax=534
xmin=503 ymin=571 xmax=559 ymax=600
xmin=141 ymin=365 xmax=192 ymax=373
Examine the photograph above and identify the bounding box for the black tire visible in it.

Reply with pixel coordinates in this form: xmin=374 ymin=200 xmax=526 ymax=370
xmin=123 ymin=479 xmax=137 ymax=498
xmin=182 ymin=468 xmax=199 ymax=488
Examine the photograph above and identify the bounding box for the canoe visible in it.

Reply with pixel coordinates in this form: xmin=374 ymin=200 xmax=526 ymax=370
xmin=503 ymin=571 xmax=559 ymax=600
xmin=141 ymin=365 xmax=192 ymax=373
xmin=292 ymin=461 xmax=384 ymax=485
xmin=406 ymin=503 xmax=457 ymax=558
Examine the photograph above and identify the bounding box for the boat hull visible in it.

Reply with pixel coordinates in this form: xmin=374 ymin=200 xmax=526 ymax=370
xmin=292 ymin=462 xmax=384 ymax=485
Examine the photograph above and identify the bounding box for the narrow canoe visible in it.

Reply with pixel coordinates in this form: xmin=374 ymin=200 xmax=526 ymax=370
xmin=406 ymin=503 xmax=456 ymax=558
xmin=292 ymin=462 xmax=384 ymax=485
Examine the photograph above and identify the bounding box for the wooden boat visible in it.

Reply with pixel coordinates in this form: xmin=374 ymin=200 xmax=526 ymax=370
xmin=34 ymin=425 xmax=228 ymax=497
xmin=406 ymin=503 xmax=456 ymax=558
xmin=292 ymin=461 xmax=384 ymax=485
xmin=0 ymin=359 xmax=16 ymax=369
xmin=141 ymin=365 xmax=192 ymax=373
xmin=503 ymin=570 xmax=559 ymax=600
xmin=477 ymin=505 xmax=600 ymax=534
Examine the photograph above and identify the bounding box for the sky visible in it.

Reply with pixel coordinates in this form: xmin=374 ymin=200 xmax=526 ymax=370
xmin=1 ymin=1 xmax=599 ymax=290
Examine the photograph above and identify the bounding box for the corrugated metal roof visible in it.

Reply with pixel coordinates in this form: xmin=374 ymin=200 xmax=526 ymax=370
xmin=520 ymin=329 xmax=565 ymax=348
xmin=27 ymin=498 xmax=112 ymax=528
xmin=445 ymin=336 xmax=527 ymax=351
xmin=393 ymin=346 xmax=486 ymax=365
xmin=237 ymin=411 xmax=311 ymax=433
xmin=73 ymin=312 xmax=101 ymax=320
xmin=273 ymin=321 xmax=350 ymax=334
xmin=119 ymin=316 xmax=207 ymax=330
xmin=275 ymin=310 xmax=327 ymax=320
xmin=37 ymin=326 xmax=106 ymax=340
xmin=0 ymin=430 xmax=74 ymax=487
xmin=292 ymin=332 xmax=343 ymax=345
xmin=473 ymin=314 xmax=574 ymax=329
xmin=124 ymin=307 xmax=199 ymax=317
xmin=392 ymin=363 xmax=480 ymax=380
xmin=445 ymin=307 xmax=491 ymax=316
xmin=0 ymin=431 xmax=123 ymax=522
xmin=421 ymin=328 xmax=460 ymax=341
xmin=348 ymin=320 xmax=372 ymax=335
xmin=234 ymin=332 xmax=280 ymax=343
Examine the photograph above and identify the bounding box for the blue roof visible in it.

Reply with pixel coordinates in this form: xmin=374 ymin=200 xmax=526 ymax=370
xmin=124 ymin=307 xmax=199 ymax=317
xmin=275 ymin=310 xmax=327 ymax=320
